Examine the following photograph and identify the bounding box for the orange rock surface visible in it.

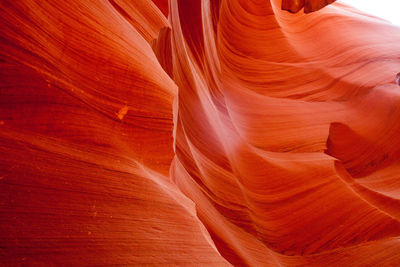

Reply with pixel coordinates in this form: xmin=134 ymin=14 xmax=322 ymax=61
xmin=1 ymin=0 xmax=400 ymax=266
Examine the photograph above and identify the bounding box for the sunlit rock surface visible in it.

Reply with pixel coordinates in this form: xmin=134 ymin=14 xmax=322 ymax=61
xmin=1 ymin=0 xmax=400 ymax=266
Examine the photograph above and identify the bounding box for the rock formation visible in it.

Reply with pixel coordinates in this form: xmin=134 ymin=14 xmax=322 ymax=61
xmin=1 ymin=0 xmax=400 ymax=266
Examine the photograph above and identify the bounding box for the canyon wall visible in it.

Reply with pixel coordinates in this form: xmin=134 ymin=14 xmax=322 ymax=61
xmin=1 ymin=0 xmax=400 ymax=266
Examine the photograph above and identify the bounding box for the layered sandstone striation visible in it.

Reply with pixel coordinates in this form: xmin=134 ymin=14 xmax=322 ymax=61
xmin=1 ymin=0 xmax=400 ymax=266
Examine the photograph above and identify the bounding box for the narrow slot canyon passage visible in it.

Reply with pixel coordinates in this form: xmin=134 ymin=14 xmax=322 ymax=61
xmin=1 ymin=0 xmax=400 ymax=266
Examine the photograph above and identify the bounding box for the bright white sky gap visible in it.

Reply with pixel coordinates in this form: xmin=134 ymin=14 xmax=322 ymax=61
xmin=340 ymin=0 xmax=400 ymax=26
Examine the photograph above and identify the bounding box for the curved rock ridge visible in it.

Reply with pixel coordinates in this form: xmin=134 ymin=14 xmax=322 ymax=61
xmin=1 ymin=0 xmax=400 ymax=266
xmin=282 ymin=0 xmax=336 ymax=13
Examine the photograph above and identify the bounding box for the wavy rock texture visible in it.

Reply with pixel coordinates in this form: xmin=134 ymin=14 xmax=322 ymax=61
xmin=1 ymin=0 xmax=400 ymax=266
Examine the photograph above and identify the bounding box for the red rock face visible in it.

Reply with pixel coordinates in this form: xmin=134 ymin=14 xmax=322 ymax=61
xmin=1 ymin=0 xmax=400 ymax=266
